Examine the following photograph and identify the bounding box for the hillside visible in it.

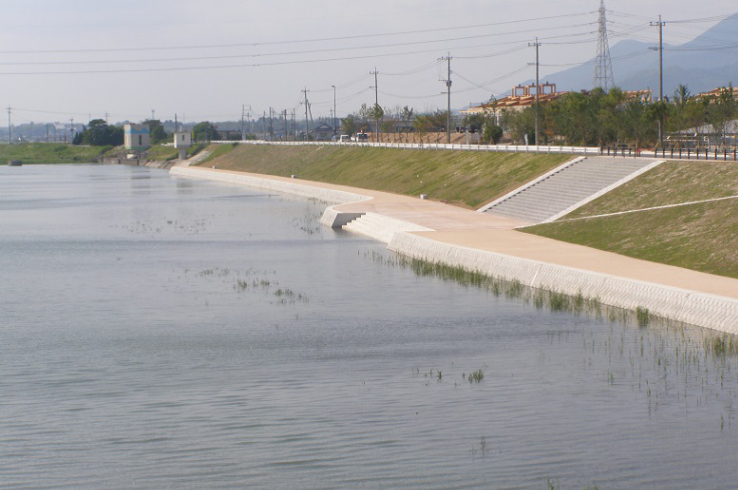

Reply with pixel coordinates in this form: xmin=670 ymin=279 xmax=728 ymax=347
xmin=545 ymin=13 xmax=738 ymax=95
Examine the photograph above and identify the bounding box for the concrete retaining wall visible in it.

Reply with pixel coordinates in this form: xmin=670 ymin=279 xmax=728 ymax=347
xmin=388 ymin=232 xmax=738 ymax=335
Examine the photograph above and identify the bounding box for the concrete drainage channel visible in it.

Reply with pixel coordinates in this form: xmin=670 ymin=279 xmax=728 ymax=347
xmin=170 ymin=165 xmax=738 ymax=335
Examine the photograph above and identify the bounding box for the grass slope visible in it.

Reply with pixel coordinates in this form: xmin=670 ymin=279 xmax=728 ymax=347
xmin=0 ymin=143 xmax=111 ymax=164
xmin=203 ymin=144 xmax=570 ymax=208
xmin=146 ymin=143 xmax=207 ymax=162
xmin=567 ymin=161 xmax=738 ymax=218
xmin=525 ymin=161 xmax=738 ymax=279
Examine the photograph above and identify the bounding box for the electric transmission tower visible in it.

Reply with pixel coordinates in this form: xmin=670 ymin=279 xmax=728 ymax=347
xmin=594 ymin=0 xmax=615 ymax=91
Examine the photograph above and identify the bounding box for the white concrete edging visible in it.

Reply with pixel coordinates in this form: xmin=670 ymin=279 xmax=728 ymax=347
xmin=388 ymin=232 xmax=738 ymax=335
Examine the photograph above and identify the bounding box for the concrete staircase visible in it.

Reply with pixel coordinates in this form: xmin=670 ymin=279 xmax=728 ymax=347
xmin=343 ymin=212 xmax=433 ymax=244
xmin=482 ymin=157 xmax=661 ymax=224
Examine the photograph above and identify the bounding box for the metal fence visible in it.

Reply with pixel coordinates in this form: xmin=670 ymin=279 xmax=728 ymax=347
xmin=211 ymin=139 xmax=601 ymax=156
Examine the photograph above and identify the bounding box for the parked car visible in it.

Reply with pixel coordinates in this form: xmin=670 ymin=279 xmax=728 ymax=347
xmin=338 ymin=135 xmax=351 ymax=142
xmin=352 ymin=132 xmax=369 ymax=142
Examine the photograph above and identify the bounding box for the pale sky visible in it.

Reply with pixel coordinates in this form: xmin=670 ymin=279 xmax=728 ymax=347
xmin=1 ymin=0 xmax=736 ymax=124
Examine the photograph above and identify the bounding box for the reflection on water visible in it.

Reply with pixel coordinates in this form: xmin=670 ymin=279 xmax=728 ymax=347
xmin=0 ymin=164 xmax=736 ymax=490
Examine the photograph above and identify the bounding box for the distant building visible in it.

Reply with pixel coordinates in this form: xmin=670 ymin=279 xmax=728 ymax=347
xmin=461 ymin=83 xmax=565 ymax=125
xmin=124 ymin=124 xmax=151 ymax=151
xmin=695 ymin=86 xmax=738 ymax=102
xmin=462 ymin=84 xmax=654 ymax=125
xmin=173 ymin=131 xmax=191 ymax=149
xmin=312 ymin=122 xmax=334 ymax=141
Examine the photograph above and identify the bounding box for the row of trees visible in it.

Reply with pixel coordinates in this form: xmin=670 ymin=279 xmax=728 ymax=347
xmin=72 ymin=119 xmax=223 ymax=147
xmin=341 ymin=105 xmax=504 ymax=144
xmin=501 ymin=85 xmax=737 ymax=148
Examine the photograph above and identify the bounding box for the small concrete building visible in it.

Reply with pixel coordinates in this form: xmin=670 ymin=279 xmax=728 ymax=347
xmin=124 ymin=124 xmax=151 ymax=151
xmin=174 ymin=131 xmax=192 ymax=148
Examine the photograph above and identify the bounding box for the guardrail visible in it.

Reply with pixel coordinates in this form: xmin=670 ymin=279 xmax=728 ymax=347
xmin=207 ymin=140 xmax=738 ymax=161
xmin=209 ymin=139 xmax=601 ymax=156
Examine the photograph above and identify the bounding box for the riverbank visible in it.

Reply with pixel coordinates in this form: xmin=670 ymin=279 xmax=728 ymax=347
xmin=0 ymin=143 xmax=111 ymax=164
xmin=524 ymin=161 xmax=738 ymax=279
xmin=171 ymin=165 xmax=738 ymax=335
xmin=192 ymin=143 xmax=570 ymax=209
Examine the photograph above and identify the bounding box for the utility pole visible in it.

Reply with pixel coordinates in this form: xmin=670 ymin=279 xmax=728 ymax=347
xmin=283 ymin=110 xmax=288 ymax=140
xmin=175 ymin=113 xmax=178 ymax=132
xmin=332 ymin=85 xmax=337 ymax=135
xmin=269 ymin=107 xmax=274 ymax=139
xmin=6 ymin=106 xmax=11 ymax=144
xmin=369 ymin=68 xmax=380 ymax=140
xmin=439 ymin=54 xmax=453 ymax=144
xmin=151 ymin=109 xmax=155 ymax=121
xmin=651 ymin=15 xmax=666 ymax=147
xmin=70 ymin=117 xmax=74 ymax=143
xmin=105 ymin=112 xmax=109 ymax=124
xmin=302 ymin=87 xmax=310 ymax=140
xmin=529 ymin=38 xmax=541 ymax=146
xmin=241 ymin=105 xmax=245 ymax=140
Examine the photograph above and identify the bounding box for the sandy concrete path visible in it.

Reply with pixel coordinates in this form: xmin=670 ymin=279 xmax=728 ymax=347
xmin=190 ymin=167 xmax=738 ymax=301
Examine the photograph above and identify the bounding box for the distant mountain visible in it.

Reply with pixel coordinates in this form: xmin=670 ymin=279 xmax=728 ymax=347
xmin=543 ymin=13 xmax=738 ymax=97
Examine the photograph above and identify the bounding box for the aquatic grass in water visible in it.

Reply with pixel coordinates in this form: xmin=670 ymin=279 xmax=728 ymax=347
xmin=636 ymin=307 xmax=650 ymax=328
xmin=467 ymin=369 xmax=484 ymax=384
xmin=365 ymin=251 xmax=662 ymax=330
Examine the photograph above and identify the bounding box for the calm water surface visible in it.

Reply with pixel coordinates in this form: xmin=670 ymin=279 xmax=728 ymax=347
xmin=1 ymin=164 xmax=737 ymax=490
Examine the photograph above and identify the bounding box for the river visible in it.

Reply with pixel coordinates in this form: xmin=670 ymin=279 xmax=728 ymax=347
xmin=1 ymin=164 xmax=736 ymax=490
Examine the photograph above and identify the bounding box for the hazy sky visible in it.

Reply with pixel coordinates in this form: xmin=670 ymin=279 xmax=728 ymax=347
xmin=1 ymin=0 xmax=736 ymax=124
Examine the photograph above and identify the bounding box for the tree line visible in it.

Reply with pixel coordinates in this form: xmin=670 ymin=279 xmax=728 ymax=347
xmin=501 ymin=84 xmax=737 ymax=148
xmin=72 ymin=119 xmax=223 ymax=146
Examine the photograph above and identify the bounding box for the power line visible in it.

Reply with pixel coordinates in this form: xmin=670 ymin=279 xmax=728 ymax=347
xmin=0 ymin=22 xmax=598 ymax=68
xmin=0 ymin=12 xmax=596 ymax=55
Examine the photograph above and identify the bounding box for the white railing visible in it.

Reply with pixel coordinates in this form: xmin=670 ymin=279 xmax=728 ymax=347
xmin=209 ymin=139 xmax=602 ymax=156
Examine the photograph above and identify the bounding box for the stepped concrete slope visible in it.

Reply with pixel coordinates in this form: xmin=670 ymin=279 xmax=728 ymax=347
xmin=482 ymin=157 xmax=663 ymax=224
xmin=342 ymin=212 xmax=433 ymax=244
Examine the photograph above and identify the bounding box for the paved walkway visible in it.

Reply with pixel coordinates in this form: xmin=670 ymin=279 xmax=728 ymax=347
xmin=189 ymin=167 xmax=738 ymax=302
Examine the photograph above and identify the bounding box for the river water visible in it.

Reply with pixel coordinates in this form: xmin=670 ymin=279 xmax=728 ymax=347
xmin=1 ymin=164 xmax=737 ymax=490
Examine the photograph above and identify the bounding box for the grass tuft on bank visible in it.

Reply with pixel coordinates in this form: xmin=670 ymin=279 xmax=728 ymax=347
xmin=0 ymin=143 xmax=112 ymax=164
xmin=200 ymin=144 xmax=570 ymax=208
xmin=524 ymin=161 xmax=738 ymax=279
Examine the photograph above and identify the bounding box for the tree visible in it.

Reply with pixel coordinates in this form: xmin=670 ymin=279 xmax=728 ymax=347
xmin=142 ymin=119 xmax=168 ymax=144
xmin=462 ymin=113 xmax=489 ymax=133
xmin=413 ymin=114 xmax=433 ymax=142
xmin=72 ymin=119 xmax=123 ymax=146
xmin=501 ymin=108 xmax=534 ymax=144
xmin=341 ymin=114 xmax=359 ymax=135
xmin=192 ymin=122 xmax=220 ymax=142
xmin=483 ymin=124 xmax=503 ymax=144
xmin=705 ymin=85 xmax=737 ymax=148
xmin=367 ymin=103 xmax=384 ymax=137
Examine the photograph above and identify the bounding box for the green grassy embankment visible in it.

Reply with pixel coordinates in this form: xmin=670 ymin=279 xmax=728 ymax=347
xmin=201 ymin=144 xmax=570 ymax=209
xmin=524 ymin=161 xmax=738 ymax=279
xmin=146 ymin=143 xmax=207 ymax=162
xmin=0 ymin=143 xmax=112 ymax=164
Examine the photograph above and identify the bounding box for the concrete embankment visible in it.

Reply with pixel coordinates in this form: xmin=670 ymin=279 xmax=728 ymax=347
xmin=170 ymin=165 xmax=738 ymax=335
xmin=102 ymin=156 xmax=174 ymax=169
